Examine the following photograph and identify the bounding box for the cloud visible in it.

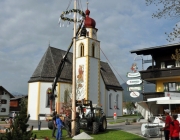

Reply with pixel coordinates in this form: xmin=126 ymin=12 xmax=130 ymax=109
xmin=0 ymin=0 xmax=178 ymax=94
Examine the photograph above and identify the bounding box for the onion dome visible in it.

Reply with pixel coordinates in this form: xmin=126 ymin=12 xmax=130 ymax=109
xmin=84 ymin=9 xmax=96 ymax=28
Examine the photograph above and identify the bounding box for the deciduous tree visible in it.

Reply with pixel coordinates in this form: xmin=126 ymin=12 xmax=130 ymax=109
xmin=146 ymin=0 xmax=180 ymax=42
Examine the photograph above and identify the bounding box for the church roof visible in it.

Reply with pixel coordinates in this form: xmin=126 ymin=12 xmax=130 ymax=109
xmin=29 ymin=46 xmax=123 ymax=91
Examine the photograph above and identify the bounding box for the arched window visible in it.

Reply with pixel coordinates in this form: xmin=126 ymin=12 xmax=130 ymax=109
xmin=80 ymin=44 xmax=84 ymax=57
xmin=1 ymin=108 xmax=6 ymax=112
xmin=109 ymin=93 xmax=112 ymax=109
xmin=64 ymin=89 xmax=71 ymax=103
xmin=92 ymin=44 xmax=95 ymax=57
xmin=1 ymin=99 xmax=7 ymax=104
xmin=47 ymin=94 xmax=50 ymax=107
xmin=116 ymin=94 xmax=119 ymax=109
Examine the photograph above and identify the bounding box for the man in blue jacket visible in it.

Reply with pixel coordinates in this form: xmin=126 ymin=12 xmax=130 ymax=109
xmin=56 ymin=114 xmax=64 ymax=140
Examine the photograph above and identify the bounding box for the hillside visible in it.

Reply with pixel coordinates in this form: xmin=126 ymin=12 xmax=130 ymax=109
xmin=122 ymin=82 xmax=155 ymax=102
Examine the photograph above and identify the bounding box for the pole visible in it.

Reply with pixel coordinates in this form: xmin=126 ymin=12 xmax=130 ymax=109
xmin=71 ymin=0 xmax=77 ymax=137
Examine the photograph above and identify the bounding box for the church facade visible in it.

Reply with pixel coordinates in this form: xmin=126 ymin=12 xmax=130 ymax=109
xmin=27 ymin=9 xmax=123 ymax=120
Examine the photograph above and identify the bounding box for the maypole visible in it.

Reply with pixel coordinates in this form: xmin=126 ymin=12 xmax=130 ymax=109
xmin=58 ymin=0 xmax=85 ymax=136
xmin=71 ymin=0 xmax=77 ymax=137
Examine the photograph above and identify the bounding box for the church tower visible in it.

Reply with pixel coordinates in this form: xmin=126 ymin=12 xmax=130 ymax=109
xmin=76 ymin=8 xmax=100 ymax=104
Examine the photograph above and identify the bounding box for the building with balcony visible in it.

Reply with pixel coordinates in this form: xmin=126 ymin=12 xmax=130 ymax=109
xmin=131 ymin=43 xmax=180 ymax=119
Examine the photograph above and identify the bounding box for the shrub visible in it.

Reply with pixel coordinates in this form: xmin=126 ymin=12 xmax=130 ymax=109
xmin=1 ymin=118 xmax=5 ymax=121
xmin=132 ymin=118 xmax=137 ymax=123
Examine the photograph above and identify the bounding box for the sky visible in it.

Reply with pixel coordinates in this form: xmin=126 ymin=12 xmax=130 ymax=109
xmin=0 ymin=0 xmax=178 ymax=95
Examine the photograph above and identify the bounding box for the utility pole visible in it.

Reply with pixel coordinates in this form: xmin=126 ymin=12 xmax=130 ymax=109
xmin=71 ymin=0 xmax=77 ymax=137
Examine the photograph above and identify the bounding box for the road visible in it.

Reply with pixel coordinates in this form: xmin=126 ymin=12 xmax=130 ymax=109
xmin=27 ymin=119 xmax=164 ymax=140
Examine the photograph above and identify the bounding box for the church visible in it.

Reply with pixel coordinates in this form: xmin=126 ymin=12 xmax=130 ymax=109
xmin=27 ymin=8 xmax=123 ymax=120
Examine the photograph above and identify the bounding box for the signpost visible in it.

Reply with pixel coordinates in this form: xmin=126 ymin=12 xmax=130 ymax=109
xmin=128 ymin=86 xmax=142 ymax=91
xmin=126 ymin=63 xmax=142 ymax=98
xmin=130 ymin=91 xmax=140 ymax=98
xmin=126 ymin=79 xmax=142 ymax=85
xmin=127 ymin=72 xmax=141 ymax=78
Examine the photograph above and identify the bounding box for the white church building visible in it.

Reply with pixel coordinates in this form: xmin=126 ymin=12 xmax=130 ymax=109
xmin=27 ymin=8 xmax=123 ymax=120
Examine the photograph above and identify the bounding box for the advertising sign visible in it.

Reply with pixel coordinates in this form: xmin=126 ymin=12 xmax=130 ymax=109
xmin=127 ymin=72 xmax=141 ymax=78
xmin=165 ymin=92 xmax=180 ymax=97
xmin=128 ymin=86 xmax=142 ymax=91
xmin=130 ymin=91 xmax=140 ymax=98
xmin=126 ymin=79 xmax=142 ymax=85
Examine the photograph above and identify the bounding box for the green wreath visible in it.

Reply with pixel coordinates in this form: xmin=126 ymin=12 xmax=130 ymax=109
xmin=46 ymin=88 xmax=52 ymax=94
xmin=60 ymin=9 xmax=85 ymax=23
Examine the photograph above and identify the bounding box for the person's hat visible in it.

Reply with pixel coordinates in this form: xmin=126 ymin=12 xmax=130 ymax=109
xmin=164 ymin=109 xmax=170 ymax=113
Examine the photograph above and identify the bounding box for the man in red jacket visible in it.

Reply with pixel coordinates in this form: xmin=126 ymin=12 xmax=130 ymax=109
xmin=170 ymin=114 xmax=179 ymax=140
xmin=159 ymin=109 xmax=172 ymax=140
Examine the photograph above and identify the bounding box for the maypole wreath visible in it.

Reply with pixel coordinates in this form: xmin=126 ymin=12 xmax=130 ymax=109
xmin=46 ymin=88 xmax=52 ymax=94
xmin=60 ymin=9 xmax=86 ymax=23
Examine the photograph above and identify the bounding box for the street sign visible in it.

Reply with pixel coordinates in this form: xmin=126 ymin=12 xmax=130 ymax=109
xmin=130 ymin=91 xmax=140 ymax=98
xmin=128 ymin=86 xmax=142 ymax=91
xmin=127 ymin=72 xmax=141 ymax=78
xmin=126 ymin=79 xmax=142 ymax=85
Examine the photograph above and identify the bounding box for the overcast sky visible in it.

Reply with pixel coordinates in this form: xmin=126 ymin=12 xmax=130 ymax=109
xmin=0 ymin=0 xmax=178 ymax=95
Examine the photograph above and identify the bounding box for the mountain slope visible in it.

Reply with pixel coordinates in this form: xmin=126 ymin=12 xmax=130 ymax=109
xmin=122 ymin=82 xmax=155 ymax=102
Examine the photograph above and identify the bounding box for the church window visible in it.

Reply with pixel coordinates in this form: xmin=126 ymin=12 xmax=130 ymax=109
xmin=64 ymin=89 xmax=71 ymax=103
xmin=92 ymin=44 xmax=95 ymax=57
xmin=46 ymin=94 xmax=50 ymax=107
xmin=109 ymin=93 xmax=112 ymax=109
xmin=116 ymin=94 xmax=119 ymax=109
xmin=80 ymin=44 xmax=84 ymax=57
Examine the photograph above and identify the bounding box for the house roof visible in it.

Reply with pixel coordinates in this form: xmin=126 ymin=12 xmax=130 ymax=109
xmin=0 ymin=86 xmax=14 ymax=98
xmin=10 ymin=95 xmax=28 ymax=101
xmin=130 ymin=43 xmax=180 ymax=55
xmin=29 ymin=46 xmax=123 ymax=91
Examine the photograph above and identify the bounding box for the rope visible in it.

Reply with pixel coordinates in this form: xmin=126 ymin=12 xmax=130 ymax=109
xmin=66 ymin=0 xmax=72 ymax=10
xmin=100 ymin=47 xmax=139 ymax=97
xmin=100 ymin=47 xmax=126 ymax=83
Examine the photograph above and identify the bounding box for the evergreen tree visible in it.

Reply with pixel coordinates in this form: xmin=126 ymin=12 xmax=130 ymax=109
xmin=2 ymin=97 xmax=35 ymax=140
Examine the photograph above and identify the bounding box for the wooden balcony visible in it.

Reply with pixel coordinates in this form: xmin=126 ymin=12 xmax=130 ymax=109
xmin=140 ymin=67 xmax=180 ymax=80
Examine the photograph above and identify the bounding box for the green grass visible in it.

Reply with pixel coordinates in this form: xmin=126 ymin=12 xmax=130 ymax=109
xmin=32 ymin=129 xmax=146 ymax=140
xmin=0 ymin=121 xmax=6 ymax=124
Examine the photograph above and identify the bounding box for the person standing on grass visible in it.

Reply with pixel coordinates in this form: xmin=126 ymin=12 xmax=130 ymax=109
xmin=170 ymin=114 xmax=179 ymax=140
xmin=52 ymin=111 xmax=57 ymax=138
xmin=56 ymin=114 xmax=64 ymax=140
xmin=159 ymin=109 xmax=172 ymax=140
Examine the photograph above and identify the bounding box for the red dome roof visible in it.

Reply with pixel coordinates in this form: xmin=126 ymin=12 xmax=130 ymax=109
xmin=84 ymin=9 xmax=96 ymax=28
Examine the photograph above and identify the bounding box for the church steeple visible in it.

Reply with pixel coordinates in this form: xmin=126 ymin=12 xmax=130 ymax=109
xmin=75 ymin=7 xmax=100 ymax=104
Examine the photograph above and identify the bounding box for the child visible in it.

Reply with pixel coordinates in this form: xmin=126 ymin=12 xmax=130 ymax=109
xmin=56 ymin=114 xmax=64 ymax=140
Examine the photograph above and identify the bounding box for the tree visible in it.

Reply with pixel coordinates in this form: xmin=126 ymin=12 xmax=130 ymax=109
xmin=124 ymin=102 xmax=135 ymax=115
xmin=1 ymin=97 xmax=36 ymax=140
xmin=145 ymin=0 xmax=180 ymax=42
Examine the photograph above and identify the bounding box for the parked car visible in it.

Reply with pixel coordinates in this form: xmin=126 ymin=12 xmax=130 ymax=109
xmin=9 ymin=111 xmax=19 ymax=118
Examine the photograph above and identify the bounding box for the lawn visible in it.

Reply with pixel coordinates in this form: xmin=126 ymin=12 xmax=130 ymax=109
xmin=32 ymin=129 xmax=146 ymax=140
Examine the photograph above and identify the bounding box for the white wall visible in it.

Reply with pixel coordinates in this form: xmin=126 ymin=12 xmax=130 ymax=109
xmin=107 ymin=90 xmax=123 ymax=117
xmin=89 ymin=58 xmax=99 ymax=104
xmin=39 ymin=83 xmax=54 ymax=115
xmin=0 ymin=94 xmax=10 ymax=116
xmin=28 ymin=82 xmax=39 ymax=120
xmin=100 ymin=75 xmax=106 ymax=114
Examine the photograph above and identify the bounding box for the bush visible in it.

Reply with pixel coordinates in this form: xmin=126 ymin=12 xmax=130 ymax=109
xmin=1 ymin=117 xmax=5 ymax=121
xmin=132 ymin=118 xmax=137 ymax=123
